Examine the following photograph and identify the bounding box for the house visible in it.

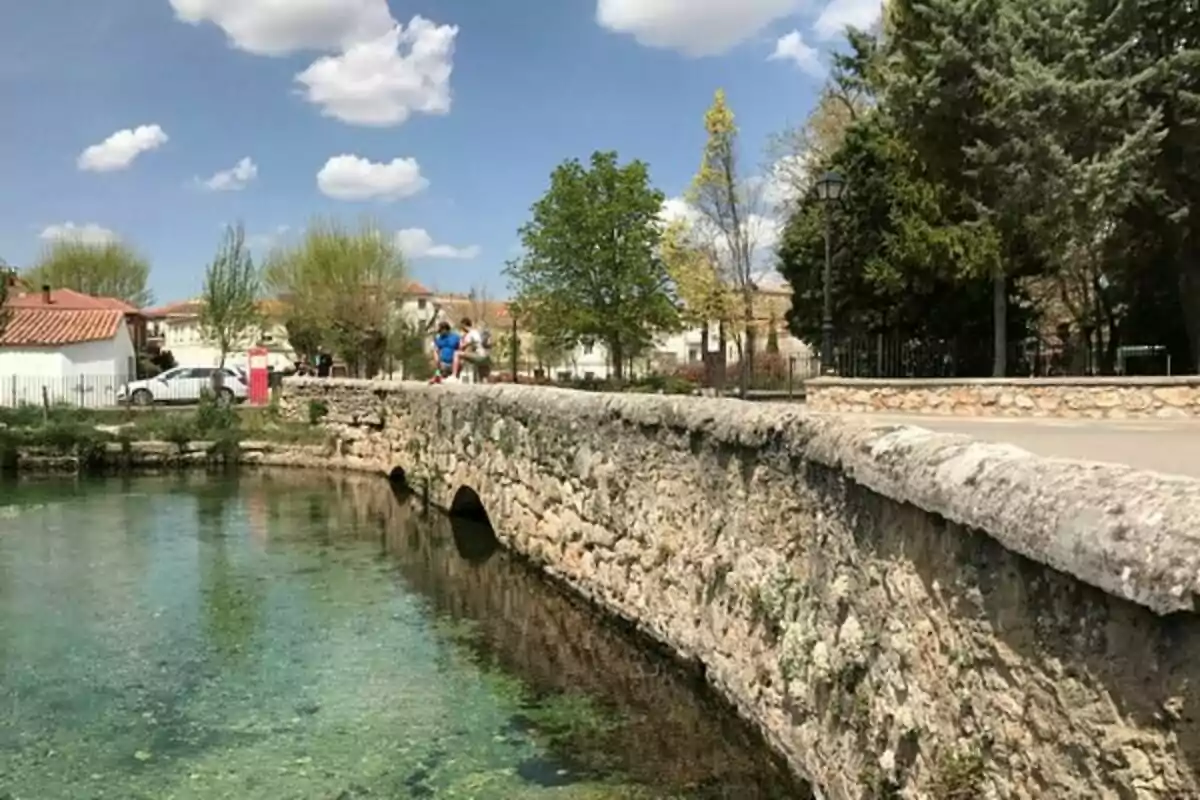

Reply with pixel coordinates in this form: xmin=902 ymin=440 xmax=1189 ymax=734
xmin=143 ymin=298 xmax=297 ymax=371
xmin=7 ymin=284 xmax=147 ymax=351
xmin=0 ymin=300 xmax=136 ymax=408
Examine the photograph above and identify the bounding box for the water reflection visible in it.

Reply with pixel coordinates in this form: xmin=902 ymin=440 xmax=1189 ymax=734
xmin=0 ymin=472 xmax=809 ymax=799
xmin=297 ymin=471 xmax=810 ymax=798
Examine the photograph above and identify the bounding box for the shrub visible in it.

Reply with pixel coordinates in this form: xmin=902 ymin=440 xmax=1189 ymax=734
xmin=308 ymin=400 xmax=329 ymax=425
xmin=161 ymin=416 xmax=197 ymax=453
xmin=206 ymin=430 xmax=242 ymax=467
xmin=195 ymin=390 xmax=239 ymax=435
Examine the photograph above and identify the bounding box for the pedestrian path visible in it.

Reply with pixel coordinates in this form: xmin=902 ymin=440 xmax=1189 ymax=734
xmin=842 ymin=413 xmax=1200 ymax=478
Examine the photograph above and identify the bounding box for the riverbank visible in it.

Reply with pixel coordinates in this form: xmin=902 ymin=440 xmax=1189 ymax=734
xmin=0 ymin=399 xmax=330 ymax=474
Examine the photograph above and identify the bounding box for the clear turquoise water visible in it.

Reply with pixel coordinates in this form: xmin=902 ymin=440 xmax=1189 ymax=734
xmin=0 ymin=471 xmax=806 ymax=799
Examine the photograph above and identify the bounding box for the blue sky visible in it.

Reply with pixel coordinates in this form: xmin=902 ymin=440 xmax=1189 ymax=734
xmin=0 ymin=0 xmax=879 ymax=306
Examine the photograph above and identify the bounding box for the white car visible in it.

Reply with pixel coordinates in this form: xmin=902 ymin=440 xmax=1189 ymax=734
xmin=118 ymin=366 xmax=248 ymax=406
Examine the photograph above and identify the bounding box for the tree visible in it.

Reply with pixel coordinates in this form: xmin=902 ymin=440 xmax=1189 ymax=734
xmin=505 ymin=151 xmax=679 ymax=380
xmin=530 ymin=334 xmax=570 ymax=373
xmin=881 ymin=0 xmax=1038 ymax=375
xmin=688 ymin=89 xmax=764 ymax=394
xmin=777 ymin=112 xmax=1008 ymax=374
xmin=767 ymin=30 xmax=879 ymax=204
xmin=0 ymin=260 xmax=11 ymax=341
xmin=199 ymin=224 xmax=261 ymax=370
xmin=25 ymin=239 xmax=152 ymax=307
xmin=264 ymin=218 xmax=409 ymax=377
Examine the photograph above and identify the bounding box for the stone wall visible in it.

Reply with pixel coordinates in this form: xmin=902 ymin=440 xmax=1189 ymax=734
xmin=281 ymin=377 xmax=1200 ymax=799
xmin=806 ymin=375 xmax=1200 ymax=418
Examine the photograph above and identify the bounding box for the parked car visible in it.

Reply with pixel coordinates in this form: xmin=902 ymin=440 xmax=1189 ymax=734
xmin=118 ymin=366 xmax=248 ymax=406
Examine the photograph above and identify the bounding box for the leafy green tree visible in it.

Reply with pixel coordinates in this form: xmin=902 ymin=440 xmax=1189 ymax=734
xmin=0 ymin=260 xmax=11 ymax=340
xmin=25 ymin=239 xmax=152 ymax=307
xmin=1095 ymin=0 xmax=1200 ymax=368
xmin=264 ymin=218 xmax=408 ymax=377
xmin=505 ymin=151 xmax=679 ymax=380
xmin=199 ymin=224 xmax=261 ymax=369
xmin=779 ymin=112 xmax=1003 ymax=354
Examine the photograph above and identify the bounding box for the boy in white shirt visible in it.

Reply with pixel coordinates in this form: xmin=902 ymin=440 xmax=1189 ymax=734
xmin=452 ymin=317 xmax=491 ymax=380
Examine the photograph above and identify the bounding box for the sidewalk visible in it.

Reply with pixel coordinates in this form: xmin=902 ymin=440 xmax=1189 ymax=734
xmin=842 ymin=413 xmax=1200 ymax=478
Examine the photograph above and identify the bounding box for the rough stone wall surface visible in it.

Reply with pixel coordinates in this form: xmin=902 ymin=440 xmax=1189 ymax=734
xmin=281 ymin=377 xmax=1200 ymax=800
xmin=807 ymin=376 xmax=1200 ymax=419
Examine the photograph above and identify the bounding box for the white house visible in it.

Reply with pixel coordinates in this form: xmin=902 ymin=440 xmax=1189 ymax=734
xmin=0 ymin=306 xmax=136 ymax=408
xmin=144 ymin=298 xmax=297 ymax=372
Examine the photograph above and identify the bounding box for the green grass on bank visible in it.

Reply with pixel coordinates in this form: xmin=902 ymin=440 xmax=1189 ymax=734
xmin=0 ymin=394 xmax=326 ymax=471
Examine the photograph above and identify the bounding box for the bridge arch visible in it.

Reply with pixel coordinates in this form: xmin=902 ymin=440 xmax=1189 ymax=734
xmin=387 ymin=465 xmax=408 ymax=488
xmin=448 ymin=486 xmax=500 ymax=564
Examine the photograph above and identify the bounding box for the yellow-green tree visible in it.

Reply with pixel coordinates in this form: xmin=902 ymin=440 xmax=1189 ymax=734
xmin=25 ymin=239 xmax=152 ymax=307
xmin=687 ymin=89 xmax=763 ymax=394
xmin=199 ymin=223 xmax=261 ymax=370
xmin=264 ymin=218 xmax=408 ymax=377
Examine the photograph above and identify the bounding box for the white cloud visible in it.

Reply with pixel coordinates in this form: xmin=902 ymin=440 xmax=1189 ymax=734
xmin=316 ymin=154 xmax=429 ymax=201
xmin=295 ymin=18 xmax=457 ymax=127
xmin=769 ymin=30 xmax=823 ymax=75
xmin=596 ymin=0 xmax=800 ymax=56
xmin=168 ymin=0 xmax=394 ymax=55
xmin=813 ymin=0 xmax=883 ymax=41
xmin=169 ymin=0 xmax=457 ymax=128
xmin=200 ymin=157 xmax=257 ymax=191
xmin=77 ymin=125 xmax=168 ymax=172
xmin=394 ymin=228 xmax=480 ymax=260
xmin=39 ymin=222 xmax=119 ymax=245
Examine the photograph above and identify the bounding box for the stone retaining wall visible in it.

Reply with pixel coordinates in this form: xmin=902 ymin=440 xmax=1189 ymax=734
xmin=281 ymin=377 xmax=1200 ymax=799
xmin=806 ymin=376 xmax=1200 ymax=418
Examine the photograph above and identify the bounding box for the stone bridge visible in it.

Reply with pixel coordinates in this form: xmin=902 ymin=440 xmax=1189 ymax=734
xmin=281 ymin=377 xmax=1200 ymax=799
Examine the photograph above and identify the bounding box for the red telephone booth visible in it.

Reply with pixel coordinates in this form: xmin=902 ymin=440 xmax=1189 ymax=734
xmin=247 ymin=347 xmax=270 ymax=405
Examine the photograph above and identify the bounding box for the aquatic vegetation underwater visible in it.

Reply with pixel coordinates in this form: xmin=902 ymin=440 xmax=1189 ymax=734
xmin=0 ymin=474 xmax=801 ymax=799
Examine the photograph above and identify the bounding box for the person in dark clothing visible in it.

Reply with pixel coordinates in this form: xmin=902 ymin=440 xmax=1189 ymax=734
xmin=316 ymin=353 xmax=332 ymax=378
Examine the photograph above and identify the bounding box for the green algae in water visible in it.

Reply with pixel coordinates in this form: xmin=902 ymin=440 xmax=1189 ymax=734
xmin=0 ymin=472 xmax=809 ymax=799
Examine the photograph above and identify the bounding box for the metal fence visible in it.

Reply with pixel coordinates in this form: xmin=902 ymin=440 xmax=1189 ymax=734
xmin=1 ymin=374 xmax=132 ymax=409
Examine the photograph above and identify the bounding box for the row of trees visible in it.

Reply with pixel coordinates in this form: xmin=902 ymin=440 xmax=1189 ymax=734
xmin=506 ymin=91 xmax=770 ymax=385
xmin=1 ymin=222 xmax=432 ymax=378
xmin=777 ymin=0 xmax=1200 ymax=375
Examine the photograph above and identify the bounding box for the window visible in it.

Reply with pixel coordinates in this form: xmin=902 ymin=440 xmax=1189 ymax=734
xmin=417 ymin=298 xmax=427 ymax=310
xmin=687 ymin=347 xmax=701 ymax=363
xmin=582 ymin=342 xmax=594 ymax=355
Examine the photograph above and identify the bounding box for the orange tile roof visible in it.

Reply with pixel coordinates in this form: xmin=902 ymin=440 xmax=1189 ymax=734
xmin=0 ymin=308 xmax=124 ymax=346
xmin=8 ymin=288 xmax=138 ymax=313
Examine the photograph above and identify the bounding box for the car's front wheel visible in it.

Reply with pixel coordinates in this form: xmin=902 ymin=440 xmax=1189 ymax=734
xmin=131 ymin=388 xmax=154 ymax=407
xmin=217 ymin=387 xmax=235 ymax=407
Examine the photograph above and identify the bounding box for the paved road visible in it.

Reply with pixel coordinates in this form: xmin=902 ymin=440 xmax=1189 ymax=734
xmin=841 ymin=413 xmax=1200 ymax=478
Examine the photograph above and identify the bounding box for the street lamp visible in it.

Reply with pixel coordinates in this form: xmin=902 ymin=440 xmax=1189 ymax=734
xmin=815 ymin=170 xmax=846 ymax=375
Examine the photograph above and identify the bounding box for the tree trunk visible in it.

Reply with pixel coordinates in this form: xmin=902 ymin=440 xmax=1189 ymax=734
xmin=742 ymin=291 xmax=754 ymax=398
xmin=610 ymin=336 xmax=624 ymax=382
xmin=716 ymin=321 xmax=727 ymax=394
xmin=992 ymin=264 xmax=1007 ymax=377
xmin=700 ymin=324 xmax=711 ymax=390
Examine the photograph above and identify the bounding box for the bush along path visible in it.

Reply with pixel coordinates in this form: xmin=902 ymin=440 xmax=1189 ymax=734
xmin=0 ymin=393 xmax=329 ymax=475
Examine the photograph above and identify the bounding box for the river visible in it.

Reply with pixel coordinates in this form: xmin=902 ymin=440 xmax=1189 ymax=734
xmin=0 ymin=471 xmax=809 ymax=799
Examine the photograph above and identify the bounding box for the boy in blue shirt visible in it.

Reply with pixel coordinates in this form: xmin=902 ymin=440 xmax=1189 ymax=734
xmin=432 ymin=321 xmax=461 ymax=380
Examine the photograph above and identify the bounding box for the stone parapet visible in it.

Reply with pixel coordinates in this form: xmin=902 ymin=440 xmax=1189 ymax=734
xmin=806 ymin=375 xmax=1200 ymax=418
xmin=280 ymin=377 xmax=1200 ymax=799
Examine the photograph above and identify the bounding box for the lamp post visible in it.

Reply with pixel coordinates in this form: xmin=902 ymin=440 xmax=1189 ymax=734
xmin=815 ymin=170 xmax=846 ymax=375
